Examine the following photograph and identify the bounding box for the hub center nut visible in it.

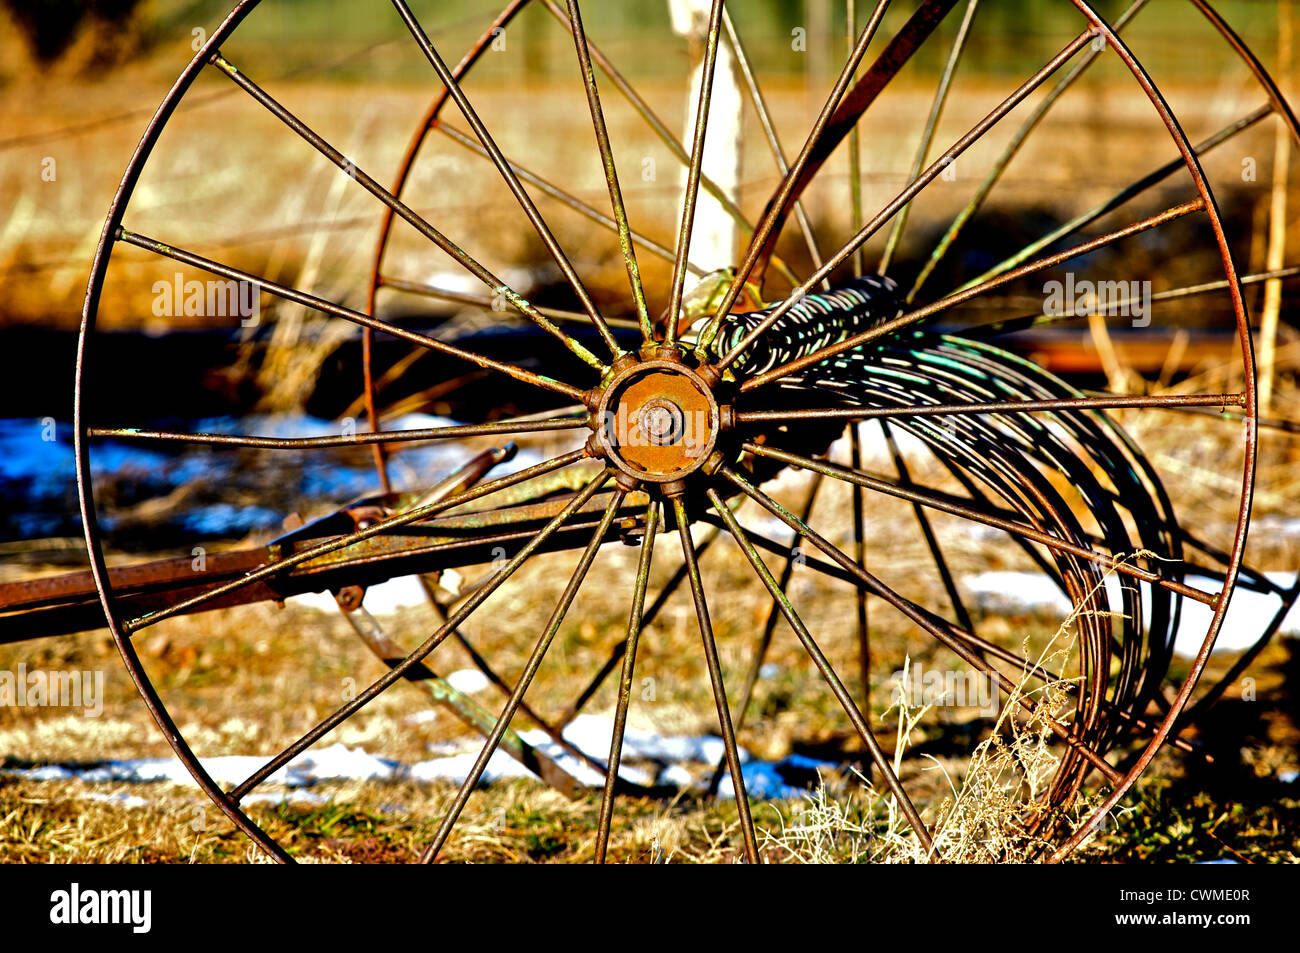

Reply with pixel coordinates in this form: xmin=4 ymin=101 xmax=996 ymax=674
xmin=638 ymin=399 xmax=685 ymax=445
xmin=593 ymin=360 xmax=720 ymax=484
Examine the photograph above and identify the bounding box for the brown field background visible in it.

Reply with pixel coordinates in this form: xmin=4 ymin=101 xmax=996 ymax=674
xmin=0 ymin=0 xmax=1298 ymax=862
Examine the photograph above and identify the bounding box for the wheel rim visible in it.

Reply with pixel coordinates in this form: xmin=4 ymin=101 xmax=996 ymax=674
xmin=76 ymin=0 xmax=1291 ymax=863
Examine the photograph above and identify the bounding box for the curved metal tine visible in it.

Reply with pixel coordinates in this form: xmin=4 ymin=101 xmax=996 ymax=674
xmin=535 ymin=0 xmax=801 ymax=290
xmin=420 ymin=488 xmax=626 ymax=863
xmin=850 ymin=425 xmax=870 ymax=711
xmin=565 ymin=0 xmax=653 ymax=342
xmin=955 ymin=104 xmax=1273 ymax=295
xmin=379 ymin=273 xmax=644 ymax=329
xmin=969 ymin=264 xmax=1300 ymax=341
xmin=736 ymin=197 xmax=1203 ymax=392
xmin=89 ymin=416 xmax=588 ymax=450
xmin=207 ymin=54 xmax=606 ymax=374
xmin=414 ymin=576 xmax=613 ymax=781
xmin=880 ymin=420 xmax=974 ymax=633
xmin=555 ymin=526 xmax=721 ymax=731
xmin=697 ymin=502 xmax=1194 ymax=755
xmin=711 ymin=27 xmax=1100 ymax=372
xmin=877 ymin=0 xmax=980 ymax=277
xmin=847 ymin=0 xmax=865 ymax=279
xmin=433 ymin=121 xmax=699 ymax=285
xmin=707 ymin=486 xmax=937 ymax=854
xmin=117 ymin=229 xmax=587 ymax=403
xmin=718 ymin=464 xmax=1123 ymax=784
xmin=669 ymin=496 xmax=760 ymax=863
xmin=933 ymin=450 xmax=1068 ymax=596
xmin=665 ymin=0 xmax=726 ymax=348
xmin=230 ymin=470 xmax=612 ymax=805
xmin=927 ymin=605 xmax=1202 ymax=754
xmin=721 ymin=7 xmax=828 ymax=285
xmin=705 ymin=471 xmax=824 ymax=795
xmin=595 ymin=500 xmax=660 ymax=862
xmin=389 ymin=1 xmax=622 ymax=360
xmin=699 ymin=0 xmax=894 ymax=354
xmin=907 ymin=0 xmax=1150 ymax=304
xmin=744 ymin=440 xmax=1217 ymax=606
xmin=734 ymin=391 xmax=1247 ymax=424
xmin=123 ymin=447 xmax=589 ymax=633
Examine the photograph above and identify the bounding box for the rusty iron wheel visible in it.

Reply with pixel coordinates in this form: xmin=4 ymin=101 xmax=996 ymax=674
xmin=74 ymin=0 xmax=1300 ymax=863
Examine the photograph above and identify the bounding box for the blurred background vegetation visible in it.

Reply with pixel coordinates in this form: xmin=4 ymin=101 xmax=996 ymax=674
xmin=0 ymin=0 xmax=1284 ymax=82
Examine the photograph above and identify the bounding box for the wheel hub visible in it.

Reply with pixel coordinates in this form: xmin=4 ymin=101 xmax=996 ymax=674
xmin=591 ymin=357 xmax=722 ymax=486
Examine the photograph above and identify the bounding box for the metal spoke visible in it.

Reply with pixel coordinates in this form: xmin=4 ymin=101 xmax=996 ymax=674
xmin=595 ymin=499 xmax=660 ymax=862
xmin=955 ymin=105 xmax=1272 ymax=294
xmin=695 ymin=513 xmax=863 ymax=588
xmin=119 ymin=228 xmax=588 ymax=401
xmin=739 ymin=0 xmax=964 ymax=290
xmin=670 ymin=495 xmax=760 ymax=863
xmin=907 ymin=0 xmax=1150 ymax=303
xmin=721 ymin=7 xmax=827 ymax=282
xmin=231 ymin=469 xmax=612 ymax=804
xmin=719 ymin=465 xmax=1123 ymax=784
xmin=705 ymin=472 xmax=822 ymax=795
xmin=209 ymin=52 xmax=606 ymax=373
xmin=420 ymin=487 xmax=626 ymax=863
xmin=707 ymin=27 xmax=1099 ymax=369
xmin=416 ymin=576 xmax=614 ymax=782
xmin=847 ymin=0 xmax=865 ymax=279
xmin=708 ymin=487 xmax=936 ymax=853
xmin=878 ymin=0 xmax=980 ymax=276
xmin=390 ymin=0 xmax=623 ymax=359
xmin=124 ymin=448 xmax=591 ymax=632
xmin=665 ymin=0 xmax=726 ymax=347
xmin=970 ymin=264 xmax=1300 ymax=340
xmin=555 ymin=526 xmax=721 ymax=730
xmin=849 ymin=425 xmax=870 ymax=710
xmin=935 ymin=609 xmax=1201 ymax=755
xmin=701 ymin=0 xmax=894 ymax=350
xmin=736 ymin=198 xmax=1203 ymax=392
xmin=432 ymin=123 xmax=699 ymax=283
xmin=743 ymin=441 xmax=1217 ymax=606
xmin=341 ymin=600 xmax=592 ymax=797
xmin=697 ymin=493 xmax=1191 ymax=757
xmin=735 ymin=391 xmax=1246 ymax=424
xmin=90 ymin=416 xmax=588 ymax=450
xmin=565 ymin=0 xmax=653 ymax=341
xmin=536 ymin=0 xmax=802 ymax=288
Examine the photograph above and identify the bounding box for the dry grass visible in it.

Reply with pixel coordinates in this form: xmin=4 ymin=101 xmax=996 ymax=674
xmin=761 ymin=567 xmax=1106 ymax=864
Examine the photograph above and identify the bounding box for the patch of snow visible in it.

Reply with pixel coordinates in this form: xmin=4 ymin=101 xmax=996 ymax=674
xmin=289 ymin=575 xmax=428 ymax=615
xmin=5 ymin=716 xmax=838 ymax=803
xmin=445 ymin=669 xmax=490 ymax=694
xmin=962 ymin=570 xmax=1300 ymax=657
xmin=79 ymin=790 xmax=149 ymax=809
